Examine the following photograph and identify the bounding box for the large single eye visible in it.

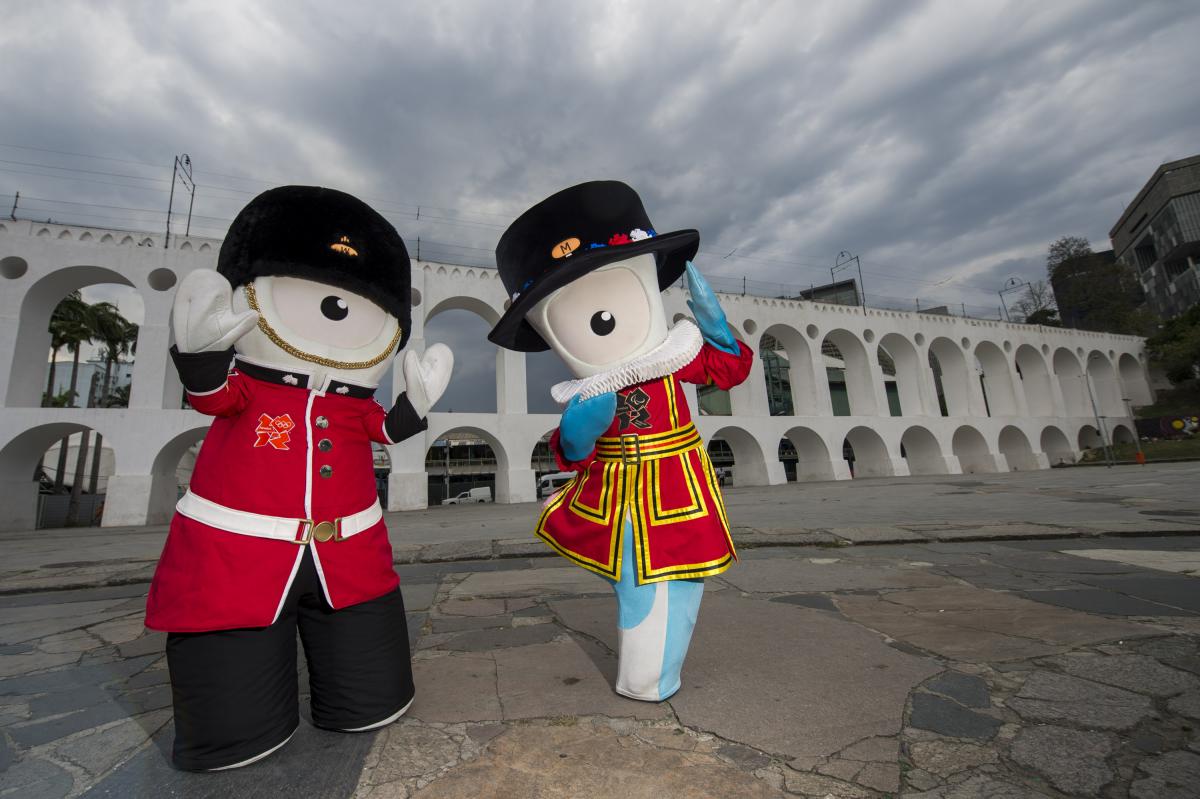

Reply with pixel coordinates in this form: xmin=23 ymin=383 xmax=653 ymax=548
xmin=321 ymin=296 xmax=349 ymax=321
xmin=590 ymin=310 xmax=616 ymax=336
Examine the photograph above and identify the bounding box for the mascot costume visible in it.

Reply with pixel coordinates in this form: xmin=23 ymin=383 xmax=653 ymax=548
xmin=145 ymin=186 xmax=453 ymax=770
xmin=489 ymin=181 xmax=752 ymax=701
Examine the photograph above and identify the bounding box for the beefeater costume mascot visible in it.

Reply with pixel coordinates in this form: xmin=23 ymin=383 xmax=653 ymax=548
xmin=145 ymin=186 xmax=453 ymax=770
xmin=489 ymin=181 xmax=752 ymax=701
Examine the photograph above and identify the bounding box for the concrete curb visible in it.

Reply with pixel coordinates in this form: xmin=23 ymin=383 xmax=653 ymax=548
xmin=3 ymin=524 xmax=1198 ymax=596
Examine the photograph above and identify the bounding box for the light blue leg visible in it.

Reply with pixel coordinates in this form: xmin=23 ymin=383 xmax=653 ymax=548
xmin=605 ymin=517 xmax=704 ymax=701
xmin=659 ymin=577 xmax=704 ymax=700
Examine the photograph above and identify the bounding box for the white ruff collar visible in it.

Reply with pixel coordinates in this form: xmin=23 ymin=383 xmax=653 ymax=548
xmin=551 ymin=320 xmax=703 ymax=405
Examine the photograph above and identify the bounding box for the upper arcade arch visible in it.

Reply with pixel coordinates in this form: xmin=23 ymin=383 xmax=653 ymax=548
xmin=759 ymin=324 xmax=822 ymax=416
xmin=7 ymin=265 xmax=143 ymax=407
xmin=879 ymin=332 xmax=925 ymax=417
xmin=1053 ymin=348 xmax=1090 ymax=417
xmin=823 ymin=329 xmax=877 ymax=417
xmin=1015 ymin=345 xmax=1055 ymax=416
xmin=975 ymin=341 xmax=1019 ymax=417
xmin=928 ymin=337 xmax=972 ymax=417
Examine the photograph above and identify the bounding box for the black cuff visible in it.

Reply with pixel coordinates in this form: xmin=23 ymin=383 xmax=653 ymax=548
xmin=385 ymin=393 xmax=428 ymax=443
xmin=170 ymin=346 xmax=235 ymax=394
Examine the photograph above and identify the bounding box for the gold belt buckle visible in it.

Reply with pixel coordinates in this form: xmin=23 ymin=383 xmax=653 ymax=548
xmin=296 ymin=518 xmax=340 ymax=543
xmin=312 ymin=520 xmax=338 ymax=543
xmin=620 ymin=433 xmax=641 ymax=465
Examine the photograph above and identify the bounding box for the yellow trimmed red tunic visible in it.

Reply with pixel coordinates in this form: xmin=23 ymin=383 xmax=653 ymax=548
xmin=540 ymin=341 xmax=754 ymax=584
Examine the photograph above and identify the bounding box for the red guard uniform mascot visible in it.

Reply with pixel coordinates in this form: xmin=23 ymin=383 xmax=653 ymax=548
xmin=488 ymin=181 xmax=752 ymax=701
xmin=146 ymin=186 xmax=453 ymax=771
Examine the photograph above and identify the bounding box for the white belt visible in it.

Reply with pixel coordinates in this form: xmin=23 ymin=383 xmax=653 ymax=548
xmin=176 ymin=490 xmax=383 ymax=544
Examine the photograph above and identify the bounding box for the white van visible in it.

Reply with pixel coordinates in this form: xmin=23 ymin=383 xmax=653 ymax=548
xmin=537 ymin=471 xmax=576 ymax=499
xmin=441 ymin=487 xmax=492 ymax=505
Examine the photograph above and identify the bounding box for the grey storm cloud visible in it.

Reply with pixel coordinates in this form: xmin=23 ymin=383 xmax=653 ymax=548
xmin=3 ymin=0 xmax=1199 ymax=398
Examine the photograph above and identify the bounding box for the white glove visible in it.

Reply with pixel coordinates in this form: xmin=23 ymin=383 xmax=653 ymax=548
xmin=402 ymin=343 xmax=454 ymax=418
xmin=172 ymin=270 xmax=260 ymax=354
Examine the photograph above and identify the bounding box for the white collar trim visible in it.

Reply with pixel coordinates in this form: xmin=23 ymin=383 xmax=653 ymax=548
xmin=551 ymin=320 xmax=703 ymax=405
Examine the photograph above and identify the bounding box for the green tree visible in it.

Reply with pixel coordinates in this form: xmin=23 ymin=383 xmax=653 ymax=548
xmin=1046 ymin=236 xmax=1092 ymax=277
xmin=1147 ymin=305 xmax=1200 ymax=384
xmin=45 ymin=294 xmax=95 ymax=493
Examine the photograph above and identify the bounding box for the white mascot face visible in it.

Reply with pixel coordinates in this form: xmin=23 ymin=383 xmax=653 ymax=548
xmin=527 ymin=253 xmax=668 ymax=378
xmin=232 ymin=275 xmax=400 ymax=388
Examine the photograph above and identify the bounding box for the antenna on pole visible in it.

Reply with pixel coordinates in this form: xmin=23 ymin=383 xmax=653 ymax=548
xmin=9 ymin=191 xmax=17 ymax=221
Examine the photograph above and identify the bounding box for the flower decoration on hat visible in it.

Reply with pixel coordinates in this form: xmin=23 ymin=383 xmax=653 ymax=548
xmin=608 ymin=232 xmax=632 ymax=246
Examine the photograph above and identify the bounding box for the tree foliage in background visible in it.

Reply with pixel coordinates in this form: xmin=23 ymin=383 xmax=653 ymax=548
xmin=1046 ymin=236 xmax=1093 ymax=277
xmin=1147 ymin=304 xmax=1200 ymax=384
xmin=1012 ymin=280 xmax=1059 ymax=325
xmin=1046 ymin=236 xmax=1154 ymax=336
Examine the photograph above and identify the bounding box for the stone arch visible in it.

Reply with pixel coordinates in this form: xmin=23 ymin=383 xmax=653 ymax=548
xmin=37 ymin=227 xmax=52 ymax=238
xmin=823 ymin=329 xmax=877 ymax=416
xmin=425 ymin=296 xmax=502 ymax=413
xmin=952 ymin=425 xmax=996 ymax=474
xmin=1077 ymin=424 xmax=1105 ymax=450
xmin=997 ymin=425 xmax=1039 ymax=471
xmin=783 ymin=426 xmax=835 ymax=481
xmin=843 ymin=426 xmax=893 ymax=477
xmin=0 ymin=421 xmax=110 ymax=530
xmin=1117 ymin=353 xmax=1153 ymax=407
xmin=709 ymin=425 xmax=770 ymax=486
xmin=57 ymin=230 xmax=72 ymax=240
xmin=198 ymin=243 xmax=211 ymax=252
xmin=760 ymin=324 xmax=820 ymax=416
xmin=928 ymin=337 xmax=971 ymax=417
xmin=100 ymin=233 xmax=114 ymax=243
xmin=879 ymin=333 xmax=924 ymax=416
xmin=1085 ymin=351 xmax=1123 ymax=417
xmin=119 ymin=235 xmax=134 ymax=246
xmin=900 ymin=425 xmax=946 ymax=475
xmin=529 ymin=426 xmax=560 ymax=473
xmin=1040 ymin=426 xmax=1074 ymax=466
xmin=1053 ymin=348 xmax=1089 ymax=417
xmin=8 ymin=265 xmax=143 ymax=408
xmin=1015 ymin=345 xmax=1054 ymax=416
xmin=424 ymin=425 xmax=507 ymax=505
xmin=79 ymin=231 xmax=93 ymax=242
xmin=975 ymin=341 xmax=1018 ymax=416
xmin=1111 ymin=424 xmax=1136 ymax=446
xmin=147 ymin=426 xmax=209 ymax=525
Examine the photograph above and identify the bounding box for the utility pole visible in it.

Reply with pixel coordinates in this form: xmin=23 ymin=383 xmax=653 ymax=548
xmin=165 ymin=154 xmax=194 ymax=248
xmin=1123 ymin=397 xmax=1146 ymax=464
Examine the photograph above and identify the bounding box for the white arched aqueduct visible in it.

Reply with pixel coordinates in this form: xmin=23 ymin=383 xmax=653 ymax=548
xmin=0 ymin=222 xmax=1153 ymax=530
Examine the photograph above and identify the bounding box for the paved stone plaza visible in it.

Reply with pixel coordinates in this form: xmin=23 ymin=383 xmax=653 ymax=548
xmin=2 ymin=464 xmax=1200 ymax=797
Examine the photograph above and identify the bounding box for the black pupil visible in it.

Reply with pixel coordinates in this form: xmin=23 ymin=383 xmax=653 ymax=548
xmin=590 ymin=310 xmax=615 ymax=336
xmin=321 ymin=296 xmax=349 ymax=321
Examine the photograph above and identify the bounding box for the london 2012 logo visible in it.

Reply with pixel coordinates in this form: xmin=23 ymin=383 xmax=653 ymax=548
xmin=254 ymin=413 xmax=296 ymax=450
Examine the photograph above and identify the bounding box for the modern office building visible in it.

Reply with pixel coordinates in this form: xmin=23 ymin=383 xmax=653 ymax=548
xmin=1110 ymin=154 xmax=1200 ymax=319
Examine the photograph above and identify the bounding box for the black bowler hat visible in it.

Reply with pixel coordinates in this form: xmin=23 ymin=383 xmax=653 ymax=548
xmin=488 ymin=181 xmax=699 ymax=352
xmin=218 ymin=185 xmax=412 ymax=350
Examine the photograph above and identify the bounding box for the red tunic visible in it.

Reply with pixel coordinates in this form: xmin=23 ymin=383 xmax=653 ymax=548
xmin=146 ymin=362 xmax=411 ymax=633
xmin=537 ymin=341 xmax=754 ymax=584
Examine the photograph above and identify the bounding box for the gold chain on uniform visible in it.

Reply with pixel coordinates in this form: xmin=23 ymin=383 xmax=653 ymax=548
xmin=244 ymin=284 xmax=403 ymax=369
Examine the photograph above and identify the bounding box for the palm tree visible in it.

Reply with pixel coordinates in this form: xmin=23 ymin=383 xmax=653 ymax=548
xmin=43 ymin=291 xmax=91 ymax=407
xmin=86 ymin=305 xmax=137 ymax=495
xmin=46 ymin=294 xmax=95 ymax=493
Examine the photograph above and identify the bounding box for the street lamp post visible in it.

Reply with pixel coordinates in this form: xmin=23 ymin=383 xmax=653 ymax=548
xmin=998 ymin=277 xmax=1029 ymax=323
xmin=1083 ymin=355 xmax=1114 ymax=468
xmin=834 ymin=250 xmax=866 ymax=309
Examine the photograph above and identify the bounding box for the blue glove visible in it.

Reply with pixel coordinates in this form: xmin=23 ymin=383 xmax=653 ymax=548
xmin=560 ymin=392 xmax=617 ymax=462
xmin=685 ymin=261 xmax=739 ymax=355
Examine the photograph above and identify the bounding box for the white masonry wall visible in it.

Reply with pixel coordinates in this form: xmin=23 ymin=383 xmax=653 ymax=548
xmin=0 ymin=220 xmax=1153 ymax=531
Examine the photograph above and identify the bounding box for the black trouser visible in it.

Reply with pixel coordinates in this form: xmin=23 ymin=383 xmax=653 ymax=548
xmin=165 ymin=548 xmax=414 ymax=771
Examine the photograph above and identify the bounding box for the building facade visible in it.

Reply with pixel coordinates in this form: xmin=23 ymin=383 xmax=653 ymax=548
xmin=0 ymin=221 xmax=1154 ymax=532
xmin=1110 ymin=154 xmax=1200 ymax=319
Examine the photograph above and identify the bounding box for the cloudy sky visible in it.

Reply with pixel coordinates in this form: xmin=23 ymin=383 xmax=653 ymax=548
xmin=4 ymin=1 xmax=1198 ymax=411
